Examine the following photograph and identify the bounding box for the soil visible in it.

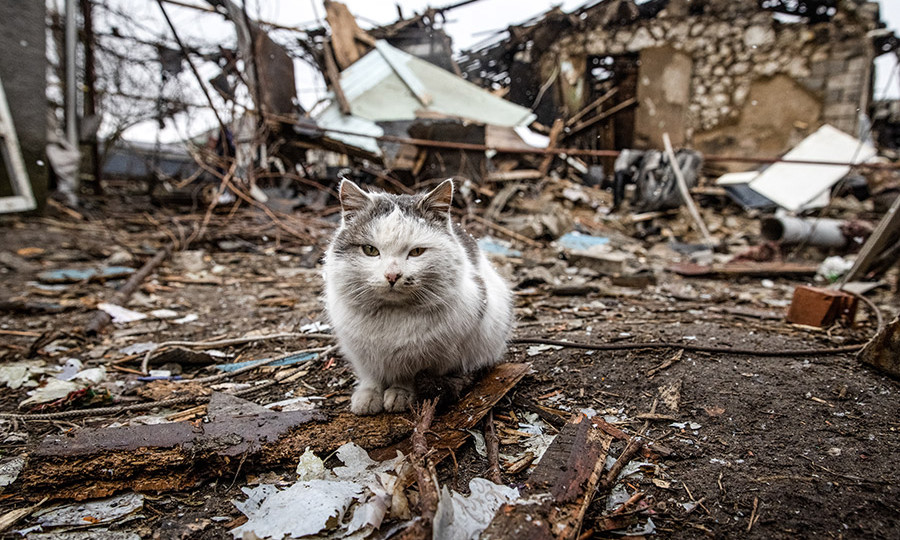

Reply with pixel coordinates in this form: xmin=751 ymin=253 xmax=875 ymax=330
xmin=1 ymin=190 xmax=898 ymax=539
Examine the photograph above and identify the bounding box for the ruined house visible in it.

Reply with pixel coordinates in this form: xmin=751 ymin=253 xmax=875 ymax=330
xmin=458 ymin=0 xmax=899 ymax=171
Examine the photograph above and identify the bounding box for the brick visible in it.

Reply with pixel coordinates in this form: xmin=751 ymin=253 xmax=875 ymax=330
xmin=785 ymin=286 xmax=858 ymax=328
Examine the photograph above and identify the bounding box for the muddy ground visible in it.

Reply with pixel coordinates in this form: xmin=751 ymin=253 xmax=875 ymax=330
xmin=1 ymin=190 xmax=898 ymax=539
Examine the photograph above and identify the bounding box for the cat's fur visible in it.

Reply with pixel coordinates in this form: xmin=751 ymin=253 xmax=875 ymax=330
xmin=322 ymin=179 xmax=514 ymax=415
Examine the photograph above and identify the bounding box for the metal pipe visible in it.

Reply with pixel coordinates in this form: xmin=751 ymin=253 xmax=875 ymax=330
xmin=760 ymin=216 xmax=848 ymax=248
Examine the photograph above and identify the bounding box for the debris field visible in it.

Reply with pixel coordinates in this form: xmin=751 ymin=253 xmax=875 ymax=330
xmin=1 ymin=0 xmax=900 ymax=539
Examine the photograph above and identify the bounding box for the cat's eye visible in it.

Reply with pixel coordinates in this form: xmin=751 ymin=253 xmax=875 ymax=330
xmin=361 ymin=244 xmax=380 ymax=257
xmin=408 ymin=247 xmax=426 ymax=257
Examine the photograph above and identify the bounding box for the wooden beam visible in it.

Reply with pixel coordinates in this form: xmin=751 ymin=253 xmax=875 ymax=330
xmin=839 ymin=191 xmax=900 ymax=283
xmin=323 ymin=0 xmax=369 ymax=69
xmin=23 ymin=364 xmax=529 ymax=502
xmin=568 ymin=97 xmax=637 ymax=137
xmin=566 ymin=87 xmax=618 ymax=128
xmin=480 ymin=415 xmax=613 ymax=540
xmin=322 ymin=40 xmax=351 ymax=115
xmin=538 ymin=118 xmax=565 ymax=178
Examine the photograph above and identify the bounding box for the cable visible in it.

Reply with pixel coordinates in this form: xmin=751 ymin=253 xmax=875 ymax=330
xmin=509 ymin=337 xmax=862 ymax=357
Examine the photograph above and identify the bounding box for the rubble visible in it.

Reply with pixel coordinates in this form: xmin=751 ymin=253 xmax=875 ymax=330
xmin=0 ymin=0 xmax=899 ymax=538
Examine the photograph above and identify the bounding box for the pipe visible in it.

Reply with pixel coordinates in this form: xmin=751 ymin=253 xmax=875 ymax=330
xmin=760 ymin=216 xmax=848 ymax=248
xmin=65 ymin=0 xmax=77 ymax=147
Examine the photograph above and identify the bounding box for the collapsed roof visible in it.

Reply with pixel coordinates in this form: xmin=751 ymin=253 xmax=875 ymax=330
xmin=313 ymin=40 xmax=537 ymax=156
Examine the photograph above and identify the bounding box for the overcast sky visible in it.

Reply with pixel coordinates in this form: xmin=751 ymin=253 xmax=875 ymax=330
xmin=107 ymin=0 xmax=900 ymax=142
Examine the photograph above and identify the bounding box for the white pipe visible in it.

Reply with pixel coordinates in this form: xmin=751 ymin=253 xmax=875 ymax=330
xmin=760 ymin=216 xmax=848 ymax=248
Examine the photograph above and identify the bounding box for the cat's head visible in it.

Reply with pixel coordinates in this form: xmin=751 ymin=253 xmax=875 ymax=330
xmin=328 ymin=179 xmax=463 ymax=306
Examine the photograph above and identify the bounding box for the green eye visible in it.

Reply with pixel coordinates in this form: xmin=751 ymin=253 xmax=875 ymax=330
xmin=361 ymin=244 xmax=379 ymax=257
xmin=408 ymin=247 xmax=426 ymax=257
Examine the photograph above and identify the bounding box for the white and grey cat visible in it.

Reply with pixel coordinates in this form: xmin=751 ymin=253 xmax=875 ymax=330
xmin=322 ymin=178 xmax=514 ymax=415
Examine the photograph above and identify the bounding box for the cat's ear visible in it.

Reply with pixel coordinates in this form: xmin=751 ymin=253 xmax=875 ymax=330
xmin=419 ymin=179 xmax=454 ymax=216
xmin=339 ymin=179 xmax=370 ymax=219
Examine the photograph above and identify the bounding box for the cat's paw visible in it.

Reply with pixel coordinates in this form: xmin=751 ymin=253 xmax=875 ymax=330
xmin=351 ymin=387 xmax=384 ymax=415
xmin=383 ymin=386 xmax=414 ymax=413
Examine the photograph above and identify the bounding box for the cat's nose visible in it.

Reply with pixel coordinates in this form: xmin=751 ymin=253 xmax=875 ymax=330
xmin=385 ymin=271 xmax=402 ymax=286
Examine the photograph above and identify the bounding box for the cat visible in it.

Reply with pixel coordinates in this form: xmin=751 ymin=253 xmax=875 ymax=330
xmin=322 ymin=178 xmax=514 ymax=415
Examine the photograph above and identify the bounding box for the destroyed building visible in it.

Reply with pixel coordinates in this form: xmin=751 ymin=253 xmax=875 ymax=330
xmin=458 ymin=0 xmax=898 ymax=170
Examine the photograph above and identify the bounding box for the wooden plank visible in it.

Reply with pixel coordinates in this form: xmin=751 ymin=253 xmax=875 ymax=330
xmin=22 ymin=364 xmax=529 ymax=501
xmin=480 ymin=415 xmax=613 ymax=540
xmin=568 ymin=97 xmax=637 ymax=137
xmin=0 ymin=73 xmax=36 ymax=214
xmin=370 ymin=362 xmax=530 ymax=461
xmin=839 ymin=191 xmax=900 ymax=283
xmin=538 ymin=118 xmax=565 ymax=178
xmin=566 ymin=87 xmax=618 ymax=127
xmin=669 ymin=262 xmax=818 ymax=278
xmin=323 ymin=0 xmax=369 ymax=69
xmin=486 ymin=170 xmax=543 ymax=182
xmin=322 ymin=40 xmax=351 ymax=115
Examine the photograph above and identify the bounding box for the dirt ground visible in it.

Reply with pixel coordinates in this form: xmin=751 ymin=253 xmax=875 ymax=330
xmin=1 ymin=189 xmax=898 ymax=539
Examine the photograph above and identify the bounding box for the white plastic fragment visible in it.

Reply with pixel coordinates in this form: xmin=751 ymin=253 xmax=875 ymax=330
xmin=300 ymin=321 xmax=331 ymax=333
xmin=266 ymin=396 xmax=318 ymax=412
xmin=231 ymin=480 xmax=362 ymax=539
xmin=526 ymin=344 xmax=563 ymax=357
xmin=232 ymin=443 xmax=405 ymax=539
xmin=73 ymin=366 xmax=106 ymax=385
xmin=295 ymin=447 xmax=326 ymax=481
xmin=97 ymin=303 xmax=147 ymax=324
xmin=433 ymin=478 xmax=519 ymax=540
xmin=19 ymin=378 xmax=83 ymax=408
xmin=57 ymin=358 xmax=84 ymax=381
xmin=118 ymin=342 xmax=157 ymax=355
xmin=518 ymin=413 xmax=556 ymax=464
xmin=172 ymin=313 xmax=199 ymax=324
xmin=466 ymin=429 xmax=487 ymax=457
xmin=0 ymin=361 xmax=47 ymax=389
xmin=35 ymin=492 xmax=144 ymax=527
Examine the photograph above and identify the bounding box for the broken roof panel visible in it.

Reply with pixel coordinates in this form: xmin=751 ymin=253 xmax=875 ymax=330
xmin=747 ymin=124 xmax=878 ymax=212
xmin=320 ymin=40 xmax=537 ymax=128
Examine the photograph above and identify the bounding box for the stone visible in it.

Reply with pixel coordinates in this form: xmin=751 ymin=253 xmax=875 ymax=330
xmin=786 ymin=57 xmax=811 ymax=78
xmin=627 ymin=27 xmax=656 ymax=51
xmin=758 ymin=61 xmax=780 ymax=76
xmin=743 ymin=24 xmax=774 ymax=49
xmin=668 ymin=21 xmax=689 ymax=41
xmin=714 ymin=22 xmax=731 ymax=40
xmin=732 ymin=62 xmax=750 ymax=76
xmin=733 ymin=84 xmax=750 ymax=104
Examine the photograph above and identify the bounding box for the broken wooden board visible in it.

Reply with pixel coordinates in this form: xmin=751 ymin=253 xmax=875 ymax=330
xmin=480 ymin=414 xmax=613 ymax=540
xmin=22 ymin=393 xmax=329 ymax=500
xmin=22 ymin=363 xmax=529 ymax=501
xmin=369 ymin=362 xmax=530 ymax=461
xmin=858 ymin=315 xmax=900 ymax=379
xmin=669 ymin=262 xmax=818 ymax=278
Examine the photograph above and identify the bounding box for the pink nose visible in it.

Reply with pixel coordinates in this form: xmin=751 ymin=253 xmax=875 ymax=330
xmin=385 ymin=272 xmax=402 ymax=286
